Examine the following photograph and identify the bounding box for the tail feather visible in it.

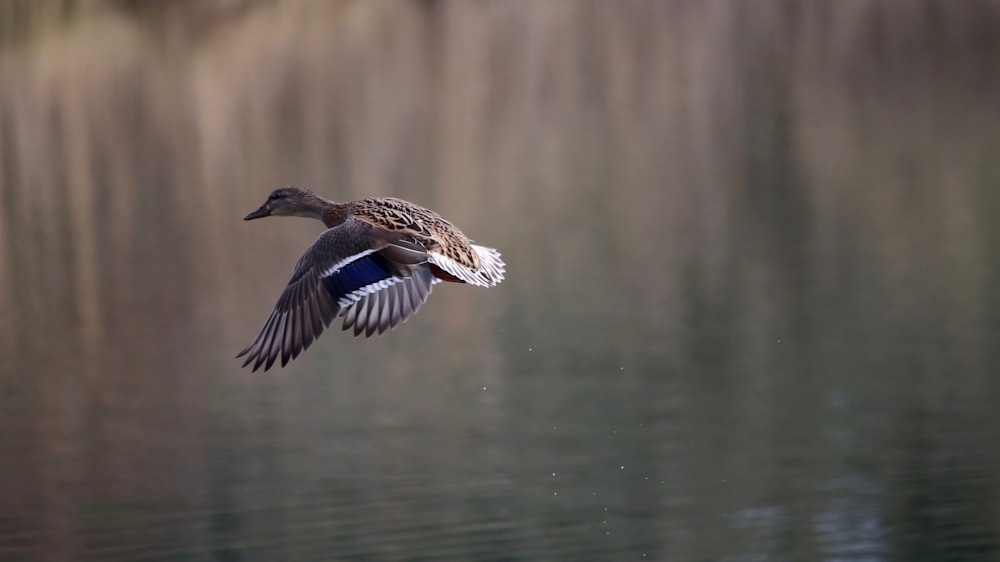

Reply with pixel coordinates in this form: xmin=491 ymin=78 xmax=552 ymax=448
xmin=471 ymin=245 xmax=505 ymax=287
xmin=428 ymin=245 xmax=505 ymax=287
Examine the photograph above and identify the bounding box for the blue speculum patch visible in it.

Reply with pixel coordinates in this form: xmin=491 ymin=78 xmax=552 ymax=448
xmin=322 ymin=253 xmax=394 ymax=302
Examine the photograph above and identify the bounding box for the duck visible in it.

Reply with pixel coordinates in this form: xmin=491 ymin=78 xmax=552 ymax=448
xmin=236 ymin=187 xmax=505 ymax=372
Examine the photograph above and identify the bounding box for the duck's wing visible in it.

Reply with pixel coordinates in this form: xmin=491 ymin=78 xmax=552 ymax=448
xmin=328 ymin=239 xmax=439 ymax=338
xmin=237 ymin=219 xmax=436 ymax=372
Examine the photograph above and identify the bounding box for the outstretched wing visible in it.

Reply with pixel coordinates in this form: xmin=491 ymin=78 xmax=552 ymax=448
xmin=340 ymin=264 xmax=440 ymax=338
xmin=237 ymin=219 xmax=437 ymax=372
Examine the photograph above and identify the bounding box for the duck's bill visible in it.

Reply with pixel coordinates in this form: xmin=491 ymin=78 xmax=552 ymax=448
xmin=244 ymin=206 xmax=271 ymax=220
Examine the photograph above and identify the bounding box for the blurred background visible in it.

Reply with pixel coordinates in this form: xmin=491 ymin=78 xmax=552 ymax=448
xmin=1 ymin=1 xmax=999 ymax=560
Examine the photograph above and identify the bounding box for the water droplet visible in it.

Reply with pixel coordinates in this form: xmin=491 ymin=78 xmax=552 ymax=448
xmin=528 ymin=347 xmax=533 ymax=352
xmin=620 ymin=465 xmax=624 ymax=470
xmin=482 ymin=386 xmax=487 ymax=391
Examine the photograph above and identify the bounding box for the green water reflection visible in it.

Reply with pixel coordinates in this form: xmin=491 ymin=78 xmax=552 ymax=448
xmin=1 ymin=1 xmax=999 ymax=561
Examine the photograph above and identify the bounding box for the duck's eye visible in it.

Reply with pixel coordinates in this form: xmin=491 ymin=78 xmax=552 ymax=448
xmin=268 ymin=192 xmax=284 ymax=201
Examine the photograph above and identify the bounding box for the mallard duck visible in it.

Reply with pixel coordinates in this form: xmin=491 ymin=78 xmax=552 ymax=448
xmin=236 ymin=187 xmax=505 ymax=372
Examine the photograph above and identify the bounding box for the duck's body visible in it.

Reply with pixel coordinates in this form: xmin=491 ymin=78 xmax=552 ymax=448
xmin=237 ymin=187 xmax=505 ymax=372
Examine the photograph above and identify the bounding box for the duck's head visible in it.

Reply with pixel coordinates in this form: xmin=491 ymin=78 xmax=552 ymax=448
xmin=244 ymin=186 xmax=331 ymax=221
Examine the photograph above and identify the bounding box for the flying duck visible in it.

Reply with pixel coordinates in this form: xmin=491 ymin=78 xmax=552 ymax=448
xmin=237 ymin=187 xmax=505 ymax=372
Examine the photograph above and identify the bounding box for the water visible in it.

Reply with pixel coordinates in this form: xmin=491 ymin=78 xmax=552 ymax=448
xmin=1 ymin=1 xmax=999 ymax=560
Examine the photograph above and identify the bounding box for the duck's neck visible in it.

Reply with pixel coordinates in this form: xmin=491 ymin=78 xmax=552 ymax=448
xmin=321 ymin=201 xmax=351 ymax=228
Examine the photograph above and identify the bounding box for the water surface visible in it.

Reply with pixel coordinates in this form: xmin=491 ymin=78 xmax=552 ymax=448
xmin=1 ymin=2 xmax=999 ymax=560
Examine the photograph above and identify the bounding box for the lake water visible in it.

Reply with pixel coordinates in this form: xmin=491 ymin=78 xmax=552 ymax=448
xmin=1 ymin=2 xmax=999 ymax=560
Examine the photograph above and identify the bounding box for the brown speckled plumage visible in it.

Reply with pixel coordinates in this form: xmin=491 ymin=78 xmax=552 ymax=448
xmin=350 ymin=197 xmax=482 ymax=270
xmin=237 ymin=187 xmax=505 ymax=372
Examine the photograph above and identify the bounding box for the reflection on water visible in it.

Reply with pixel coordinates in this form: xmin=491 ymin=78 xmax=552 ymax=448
xmin=2 ymin=1 xmax=1000 ymax=560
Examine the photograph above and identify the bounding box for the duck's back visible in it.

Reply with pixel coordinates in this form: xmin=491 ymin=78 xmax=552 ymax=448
xmin=350 ymin=197 xmax=481 ymax=271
